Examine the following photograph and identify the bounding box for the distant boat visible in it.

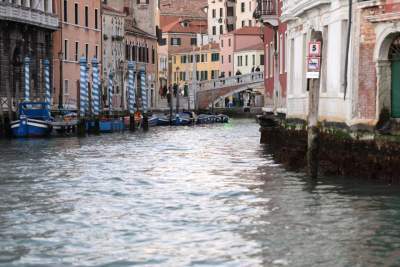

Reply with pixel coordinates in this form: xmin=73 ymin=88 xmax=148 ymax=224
xmin=148 ymin=115 xmax=159 ymax=127
xmin=197 ymin=114 xmax=229 ymax=124
xmin=11 ymin=102 xmax=53 ymax=138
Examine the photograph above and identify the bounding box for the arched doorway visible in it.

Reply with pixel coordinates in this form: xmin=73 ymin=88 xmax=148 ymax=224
xmin=390 ymin=36 xmax=400 ymax=117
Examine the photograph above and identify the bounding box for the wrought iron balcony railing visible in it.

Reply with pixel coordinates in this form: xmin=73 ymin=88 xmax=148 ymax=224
xmin=254 ymin=0 xmax=279 ymax=27
xmin=254 ymin=0 xmax=277 ymax=18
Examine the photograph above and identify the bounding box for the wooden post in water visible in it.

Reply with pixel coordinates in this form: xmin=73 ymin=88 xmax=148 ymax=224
xmin=307 ymin=30 xmax=323 ymax=179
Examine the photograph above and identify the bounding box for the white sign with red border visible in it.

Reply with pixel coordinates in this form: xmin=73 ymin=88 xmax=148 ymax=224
xmin=308 ymin=41 xmax=321 ymax=57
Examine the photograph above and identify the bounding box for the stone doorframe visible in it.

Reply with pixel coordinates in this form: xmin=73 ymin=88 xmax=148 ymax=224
xmin=374 ymin=25 xmax=400 ymax=118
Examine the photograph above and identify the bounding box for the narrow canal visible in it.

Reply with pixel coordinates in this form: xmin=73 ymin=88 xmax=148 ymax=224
xmin=1 ymin=119 xmax=400 ymax=267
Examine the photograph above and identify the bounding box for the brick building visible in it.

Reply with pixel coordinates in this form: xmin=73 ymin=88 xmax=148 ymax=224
xmin=0 ymin=0 xmax=58 ymax=117
xmin=356 ymin=0 xmax=400 ymax=125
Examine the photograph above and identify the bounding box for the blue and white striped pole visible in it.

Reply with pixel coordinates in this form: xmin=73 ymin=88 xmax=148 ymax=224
xmin=140 ymin=67 xmax=148 ymax=114
xmin=92 ymin=58 xmax=100 ymax=116
xmin=79 ymin=57 xmax=87 ymax=117
xmin=24 ymin=57 xmax=30 ymax=102
xmin=43 ymin=59 xmax=51 ymax=110
xmin=128 ymin=61 xmax=136 ymax=115
xmin=85 ymin=65 xmax=90 ymax=114
xmin=108 ymin=72 xmax=114 ymax=116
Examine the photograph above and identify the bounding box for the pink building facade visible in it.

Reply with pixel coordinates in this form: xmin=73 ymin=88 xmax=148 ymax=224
xmin=220 ymin=26 xmax=264 ymax=77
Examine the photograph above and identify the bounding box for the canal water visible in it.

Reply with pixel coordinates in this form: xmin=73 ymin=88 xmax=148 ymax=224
xmin=1 ymin=119 xmax=400 ymax=267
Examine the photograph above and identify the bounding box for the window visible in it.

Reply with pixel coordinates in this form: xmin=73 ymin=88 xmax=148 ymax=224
xmin=238 ymin=56 xmax=243 ymax=66
xmin=196 ymin=54 xmax=200 ymax=62
xmin=228 ymin=39 xmax=231 ymax=47
xmin=96 ymin=45 xmax=99 ymax=59
xmin=221 ymin=55 xmax=224 ymax=64
xmin=220 ymin=25 xmax=223 ymax=35
xmin=211 ymin=53 xmax=220 ymax=62
xmin=229 ymin=71 xmax=232 ymax=77
xmin=219 ymin=8 xmax=223 ymax=17
xmin=74 ymin=3 xmax=78 ymax=25
xmin=201 ymin=54 xmax=205 ymax=62
xmin=212 ymin=9 xmax=216 ymax=18
xmin=249 ymin=20 xmax=252 ymax=27
xmin=152 ymin=48 xmax=155 ymax=64
xmin=85 ymin=43 xmax=89 ymax=61
xmin=260 ymin=55 xmax=265 ymax=66
xmin=227 ymin=6 xmax=234 ymax=16
xmin=190 ymin=38 xmax=197 ymax=46
xmin=63 ymin=80 xmax=69 ymax=95
xmin=63 ymin=0 xmax=67 ymax=22
xmin=245 ymin=55 xmax=248 ymax=66
xmin=241 ymin=2 xmax=245 ymax=12
xmin=212 ymin=26 xmax=216 ymax=35
xmin=221 ymin=39 xmax=224 ymax=48
xmin=229 ymin=55 xmax=231 ymax=63
xmin=242 ymin=20 xmax=245 ymax=27
xmin=211 ymin=70 xmax=219 ymax=79
xmin=95 ymin=9 xmax=98 ymax=29
xmin=171 ymin=38 xmax=181 ymax=46
xmin=181 ymin=55 xmax=187 ymax=64
xmin=252 ymin=54 xmax=255 ymax=66
xmin=75 ymin=41 xmax=79 ymax=61
xmin=85 ymin=6 xmax=88 ymax=27
xmin=159 ymin=38 xmax=167 ymax=46
xmin=64 ymin=39 xmax=68 ymax=60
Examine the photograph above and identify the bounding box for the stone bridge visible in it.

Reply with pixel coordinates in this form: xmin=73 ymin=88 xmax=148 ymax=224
xmin=195 ymin=73 xmax=264 ymax=109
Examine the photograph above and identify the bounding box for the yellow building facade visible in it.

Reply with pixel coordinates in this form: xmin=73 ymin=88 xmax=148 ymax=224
xmin=171 ymin=43 xmax=220 ymax=87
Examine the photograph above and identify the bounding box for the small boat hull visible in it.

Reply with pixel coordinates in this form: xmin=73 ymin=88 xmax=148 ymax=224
xmin=86 ymin=119 xmax=125 ymax=133
xmin=11 ymin=118 xmax=52 ymax=138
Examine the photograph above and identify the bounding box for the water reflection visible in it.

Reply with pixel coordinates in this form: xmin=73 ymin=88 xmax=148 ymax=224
xmin=0 ymin=120 xmax=399 ymax=266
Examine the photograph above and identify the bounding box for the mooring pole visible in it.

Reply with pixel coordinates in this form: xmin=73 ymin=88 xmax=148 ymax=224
xmin=140 ymin=66 xmax=149 ymax=131
xmin=128 ymin=61 xmax=136 ymax=132
xmin=307 ymin=30 xmax=323 ymax=179
xmin=92 ymin=57 xmax=100 ymax=134
xmin=78 ymin=57 xmax=88 ymax=137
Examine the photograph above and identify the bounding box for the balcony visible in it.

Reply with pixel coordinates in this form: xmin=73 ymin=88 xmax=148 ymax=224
xmin=0 ymin=1 xmax=59 ymax=30
xmin=254 ymin=0 xmax=279 ymax=27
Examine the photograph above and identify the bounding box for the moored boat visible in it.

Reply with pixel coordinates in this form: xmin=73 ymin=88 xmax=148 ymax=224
xmin=11 ymin=102 xmax=53 ymax=138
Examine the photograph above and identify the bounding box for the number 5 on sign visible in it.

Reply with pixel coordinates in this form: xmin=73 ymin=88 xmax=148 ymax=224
xmin=309 ymin=42 xmax=321 ymax=57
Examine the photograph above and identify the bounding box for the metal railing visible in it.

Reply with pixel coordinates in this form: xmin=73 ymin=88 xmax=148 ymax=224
xmin=254 ymin=0 xmax=277 ymax=19
xmin=196 ymin=73 xmax=264 ymax=92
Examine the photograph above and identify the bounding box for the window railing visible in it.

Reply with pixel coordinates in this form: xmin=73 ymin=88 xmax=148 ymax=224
xmin=254 ymin=0 xmax=277 ymax=19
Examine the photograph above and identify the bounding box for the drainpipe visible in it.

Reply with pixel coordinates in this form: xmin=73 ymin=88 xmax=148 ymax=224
xmin=343 ymin=0 xmax=352 ymax=100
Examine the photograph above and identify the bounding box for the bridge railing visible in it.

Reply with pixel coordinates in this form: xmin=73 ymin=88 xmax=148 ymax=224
xmin=196 ymin=72 xmax=264 ymax=91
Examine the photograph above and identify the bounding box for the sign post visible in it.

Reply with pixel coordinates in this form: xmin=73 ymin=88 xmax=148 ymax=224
xmin=307 ymin=33 xmax=323 ymax=179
